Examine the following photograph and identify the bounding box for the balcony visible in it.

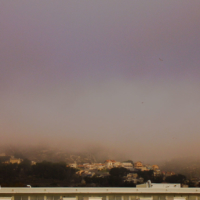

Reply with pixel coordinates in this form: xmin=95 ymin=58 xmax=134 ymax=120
xmin=0 ymin=188 xmax=200 ymax=200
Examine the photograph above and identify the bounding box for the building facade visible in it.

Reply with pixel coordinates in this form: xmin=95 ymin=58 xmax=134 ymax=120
xmin=0 ymin=187 xmax=200 ymax=200
xmin=134 ymin=162 xmax=143 ymax=169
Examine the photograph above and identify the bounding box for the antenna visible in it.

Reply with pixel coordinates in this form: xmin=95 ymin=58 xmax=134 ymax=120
xmin=147 ymin=180 xmax=151 ymax=188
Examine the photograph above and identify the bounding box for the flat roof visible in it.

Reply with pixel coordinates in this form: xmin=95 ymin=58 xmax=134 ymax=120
xmin=0 ymin=188 xmax=200 ymax=194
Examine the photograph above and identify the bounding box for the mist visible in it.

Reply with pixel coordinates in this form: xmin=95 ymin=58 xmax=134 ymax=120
xmin=1 ymin=0 xmax=200 ymax=163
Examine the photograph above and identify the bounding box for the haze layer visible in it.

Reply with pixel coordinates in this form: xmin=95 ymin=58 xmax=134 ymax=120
xmin=1 ymin=0 xmax=200 ymax=162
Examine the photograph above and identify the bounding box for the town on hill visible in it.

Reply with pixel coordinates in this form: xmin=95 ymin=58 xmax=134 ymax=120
xmin=0 ymin=152 xmax=199 ymax=187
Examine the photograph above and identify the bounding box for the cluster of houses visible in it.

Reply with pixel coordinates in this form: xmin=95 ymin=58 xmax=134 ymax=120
xmin=0 ymin=153 xmax=36 ymax=165
xmin=70 ymin=160 xmax=160 ymax=172
xmin=0 ymin=153 xmax=179 ymax=185
xmin=68 ymin=160 xmax=167 ymax=184
xmin=68 ymin=160 xmax=184 ymax=184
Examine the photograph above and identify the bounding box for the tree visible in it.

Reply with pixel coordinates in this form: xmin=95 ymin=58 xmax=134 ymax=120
xmin=109 ymin=167 xmax=130 ymax=177
xmin=152 ymin=175 xmax=163 ymax=183
xmin=165 ymin=174 xmax=186 ymax=184
xmin=137 ymin=170 xmax=154 ymax=182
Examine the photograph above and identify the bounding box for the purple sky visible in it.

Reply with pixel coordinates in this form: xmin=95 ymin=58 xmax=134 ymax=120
xmin=1 ymin=0 xmax=200 ymax=162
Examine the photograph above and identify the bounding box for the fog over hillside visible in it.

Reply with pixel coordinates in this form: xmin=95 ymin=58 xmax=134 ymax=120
xmin=1 ymin=145 xmax=129 ymax=163
xmin=1 ymin=144 xmax=200 ymax=178
xmin=1 ymin=1 xmax=200 ymax=163
xmin=1 ymin=145 xmax=200 ymax=166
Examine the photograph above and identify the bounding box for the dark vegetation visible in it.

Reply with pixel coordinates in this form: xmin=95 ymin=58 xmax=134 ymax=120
xmin=165 ymin=174 xmax=186 ymax=184
xmin=0 ymin=159 xmax=79 ymax=187
xmin=0 ymin=158 xmax=188 ymax=187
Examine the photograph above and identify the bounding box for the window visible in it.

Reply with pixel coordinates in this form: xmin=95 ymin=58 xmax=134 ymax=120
xmin=0 ymin=198 xmax=12 ymax=200
xmin=174 ymin=198 xmax=187 ymax=200
xmin=89 ymin=198 xmax=102 ymax=200
xmin=139 ymin=197 xmax=153 ymax=200
xmin=63 ymin=198 xmax=76 ymax=200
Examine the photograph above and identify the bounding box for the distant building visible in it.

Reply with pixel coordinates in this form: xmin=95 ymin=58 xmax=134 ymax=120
xmin=145 ymin=164 xmax=152 ymax=169
xmin=95 ymin=163 xmax=105 ymax=170
xmin=140 ymin=167 xmax=148 ymax=171
xmin=5 ymin=157 xmax=23 ymax=164
xmin=134 ymin=161 xmax=143 ymax=169
xmin=154 ymin=169 xmax=161 ymax=176
xmin=77 ymin=164 xmax=84 ymax=169
xmin=113 ymin=162 xmax=121 ymax=168
xmin=138 ymin=177 xmax=144 ymax=183
xmin=69 ymin=163 xmax=77 ymax=168
xmin=104 ymin=160 xmax=116 ymax=169
xmin=76 ymin=170 xmax=84 ymax=175
xmin=122 ymin=162 xmax=133 ymax=167
xmin=124 ymin=173 xmax=138 ymax=183
xmin=127 ymin=173 xmax=138 ymax=178
xmin=31 ymin=161 xmax=36 ymax=165
xmin=164 ymin=171 xmax=176 ymax=177
xmin=152 ymin=165 xmax=159 ymax=170
xmin=121 ymin=162 xmax=134 ymax=171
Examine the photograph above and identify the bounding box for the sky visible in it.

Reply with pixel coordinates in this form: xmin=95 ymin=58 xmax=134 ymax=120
xmin=1 ymin=0 xmax=200 ymax=162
